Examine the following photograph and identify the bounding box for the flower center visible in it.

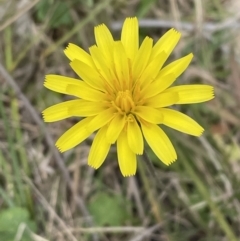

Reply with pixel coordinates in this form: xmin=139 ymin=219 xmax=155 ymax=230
xmin=112 ymin=90 xmax=135 ymax=114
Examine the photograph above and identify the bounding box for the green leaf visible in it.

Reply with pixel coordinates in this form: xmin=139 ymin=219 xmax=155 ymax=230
xmin=88 ymin=193 xmax=129 ymax=226
xmin=36 ymin=0 xmax=72 ymax=28
xmin=0 ymin=207 xmax=36 ymax=241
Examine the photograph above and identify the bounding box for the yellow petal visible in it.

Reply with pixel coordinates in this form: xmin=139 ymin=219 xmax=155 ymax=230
xmin=66 ymin=84 xmax=106 ymax=101
xmin=117 ymin=130 xmax=137 ymax=176
xmin=134 ymin=106 xmax=163 ymax=124
xmin=150 ymin=28 xmax=181 ymax=62
xmin=88 ymin=125 xmax=111 ymax=169
xmin=121 ymin=17 xmax=139 ymax=61
xmin=158 ymin=53 xmax=193 ymax=79
xmin=44 ymin=75 xmax=82 ymax=94
xmin=127 ymin=115 xmax=143 ymax=154
xmin=163 ymin=85 xmax=215 ymax=104
xmin=87 ymin=107 xmax=115 ymax=133
xmin=106 ymin=113 xmax=126 ymax=144
xmin=114 ymin=41 xmax=130 ymax=89
xmin=42 ymin=100 xmax=80 ymax=122
xmin=160 ymin=108 xmax=204 ymax=136
xmin=70 ymin=59 xmax=105 ymax=91
xmin=64 ymin=43 xmax=94 ymax=68
xmin=140 ymin=73 xmax=176 ymax=98
xmin=141 ymin=122 xmax=177 ymax=165
xmin=45 ymin=75 xmax=105 ymax=101
xmin=68 ymin=100 xmax=107 ymax=116
xmin=89 ymin=45 xmax=115 ymax=89
xmin=94 ymin=24 xmax=114 ymax=63
xmin=138 ymin=51 xmax=167 ymax=88
xmin=132 ymin=36 xmax=153 ymax=80
xmin=145 ymin=92 xmax=178 ymax=108
xmin=56 ymin=117 xmax=93 ymax=152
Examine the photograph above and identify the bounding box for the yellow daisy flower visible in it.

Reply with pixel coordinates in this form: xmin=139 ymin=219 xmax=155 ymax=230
xmin=43 ymin=17 xmax=214 ymax=176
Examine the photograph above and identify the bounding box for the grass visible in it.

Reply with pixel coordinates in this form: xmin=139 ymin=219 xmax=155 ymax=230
xmin=0 ymin=0 xmax=240 ymax=240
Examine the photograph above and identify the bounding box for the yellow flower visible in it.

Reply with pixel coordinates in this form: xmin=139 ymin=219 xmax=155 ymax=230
xmin=43 ymin=17 xmax=214 ymax=176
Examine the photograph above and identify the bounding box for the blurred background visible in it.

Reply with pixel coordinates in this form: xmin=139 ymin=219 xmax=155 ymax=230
xmin=0 ymin=0 xmax=240 ymax=240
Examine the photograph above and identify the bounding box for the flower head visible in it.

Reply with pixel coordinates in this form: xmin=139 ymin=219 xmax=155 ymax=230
xmin=43 ymin=17 xmax=214 ymax=176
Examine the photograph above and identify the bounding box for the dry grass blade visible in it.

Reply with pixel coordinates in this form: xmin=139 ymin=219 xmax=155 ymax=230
xmin=0 ymin=0 xmax=40 ymax=32
xmin=0 ymin=63 xmax=99 ymax=241
xmin=23 ymin=176 xmax=78 ymax=241
xmin=1 ymin=0 xmax=240 ymax=240
xmin=128 ymin=224 xmax=161 ymax=241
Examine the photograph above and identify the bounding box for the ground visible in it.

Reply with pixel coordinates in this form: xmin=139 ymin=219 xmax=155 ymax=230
xmin=0 ymin=0 xmax=240 ymax=240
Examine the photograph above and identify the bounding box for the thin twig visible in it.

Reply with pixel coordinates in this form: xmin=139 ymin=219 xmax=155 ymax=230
xmin=128 ymin=224 xmax=161 ymax=241
xmin=0 ymin=0 xmax=40 ymax=32
xmin=24 ymin=176 xmax=78 ymax=241
xmin=111 ymin=18 xmax=240 ymax=32
xmin=67 ymin=226 xmax=145 ymax=234
xmin=0 ymin=63 xmax=99 ymax=241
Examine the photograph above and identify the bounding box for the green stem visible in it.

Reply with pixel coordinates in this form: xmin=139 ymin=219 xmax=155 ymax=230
xmin=139 ymin=151 xmax=173 ymax=241
xmin=11 ymin=99 xmax=34 ymax=213
xmin=0 ymin=95 xmax=25 ymax=205
xmin=41 ymin=0 xmax=112 ymax=58
xmin=4 ymin=26 xmax=13 ymax=71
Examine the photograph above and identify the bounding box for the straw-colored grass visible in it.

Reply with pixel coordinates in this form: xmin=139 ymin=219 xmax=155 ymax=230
xmin=0 ymin=0 xmax=240 ymax=240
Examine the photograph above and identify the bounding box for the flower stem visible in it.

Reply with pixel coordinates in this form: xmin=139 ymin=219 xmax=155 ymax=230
xmin=139 ymin=150 xmax=173 ymax=241
xmin=142 ymin=150 xmax=160 ymax=182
